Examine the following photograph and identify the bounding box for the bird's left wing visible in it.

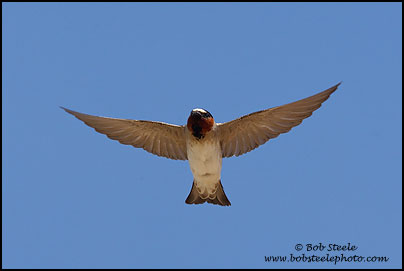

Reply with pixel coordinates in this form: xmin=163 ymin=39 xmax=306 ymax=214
xmin=62 ymin=107 xmax=188 ymax=160
xmin=217 ymin=83 xmax=340 ymax=158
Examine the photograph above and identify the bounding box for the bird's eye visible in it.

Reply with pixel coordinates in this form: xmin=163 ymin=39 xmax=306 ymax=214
xmin=203 ymin=111 xmax=212 ymax=118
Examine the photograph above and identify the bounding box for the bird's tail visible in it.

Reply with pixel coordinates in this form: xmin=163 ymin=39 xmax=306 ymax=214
xmin=185 ymin=180 xmax=231 ymax=206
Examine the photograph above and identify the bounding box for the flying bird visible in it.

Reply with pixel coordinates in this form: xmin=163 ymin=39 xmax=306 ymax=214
xmin=62 ymin=83 xmax=340 ymax=206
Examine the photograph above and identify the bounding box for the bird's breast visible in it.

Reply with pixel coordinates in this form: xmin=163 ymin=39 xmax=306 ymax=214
xmin=187 ymin=139 xmax=222 ymax=180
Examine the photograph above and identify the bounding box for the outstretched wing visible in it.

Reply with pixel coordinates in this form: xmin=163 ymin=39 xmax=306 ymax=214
xmin=217 ymin=83 xmax=340 ymax=158
xmin=62 ymin=107 xmax=188 ymax=160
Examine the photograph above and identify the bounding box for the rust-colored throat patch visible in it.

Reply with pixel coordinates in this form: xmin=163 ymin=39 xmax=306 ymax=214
xmin=187 ymin=109 xmax=214 ymax=139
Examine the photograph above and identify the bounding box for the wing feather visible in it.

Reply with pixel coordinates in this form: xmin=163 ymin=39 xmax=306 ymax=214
xmin=217 ymin=83 xmax=340 ymax=157
xmin=62 ymin=107 xmax=187 ymax=160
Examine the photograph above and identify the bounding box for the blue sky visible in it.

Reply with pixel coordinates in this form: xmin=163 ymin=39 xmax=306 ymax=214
xmin=2 ymin=3 xmax=402 ymax=268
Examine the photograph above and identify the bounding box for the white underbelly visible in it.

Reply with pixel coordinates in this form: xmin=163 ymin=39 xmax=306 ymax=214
xmin=187 ymin=140 xmax=222 ymax=193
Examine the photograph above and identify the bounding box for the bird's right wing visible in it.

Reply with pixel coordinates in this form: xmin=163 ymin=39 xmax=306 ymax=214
xmin=62 ymin=107 xmax=188 ymax=160
xmin=217 ymin=83 xmax=340 ymax=157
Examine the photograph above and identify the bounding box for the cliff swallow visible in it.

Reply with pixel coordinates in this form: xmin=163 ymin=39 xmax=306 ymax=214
xmin=62 ymin=83 xmax=340 ymax=206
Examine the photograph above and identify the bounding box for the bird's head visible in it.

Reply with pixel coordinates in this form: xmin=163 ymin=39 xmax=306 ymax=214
xmin=187 ymin=108 xmax=214 ymax=139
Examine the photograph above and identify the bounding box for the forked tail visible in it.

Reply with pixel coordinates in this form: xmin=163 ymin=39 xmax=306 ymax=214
xmin=185 ymin=180 xmax=231 ymax=206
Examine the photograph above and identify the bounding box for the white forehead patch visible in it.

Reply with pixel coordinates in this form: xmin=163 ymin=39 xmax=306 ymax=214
xmin=192 ymin=108 xmax=207 ymax=113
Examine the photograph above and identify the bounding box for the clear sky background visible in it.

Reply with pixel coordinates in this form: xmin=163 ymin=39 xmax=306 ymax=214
xmin=2 ymin=3 xmax=402 ymax=269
